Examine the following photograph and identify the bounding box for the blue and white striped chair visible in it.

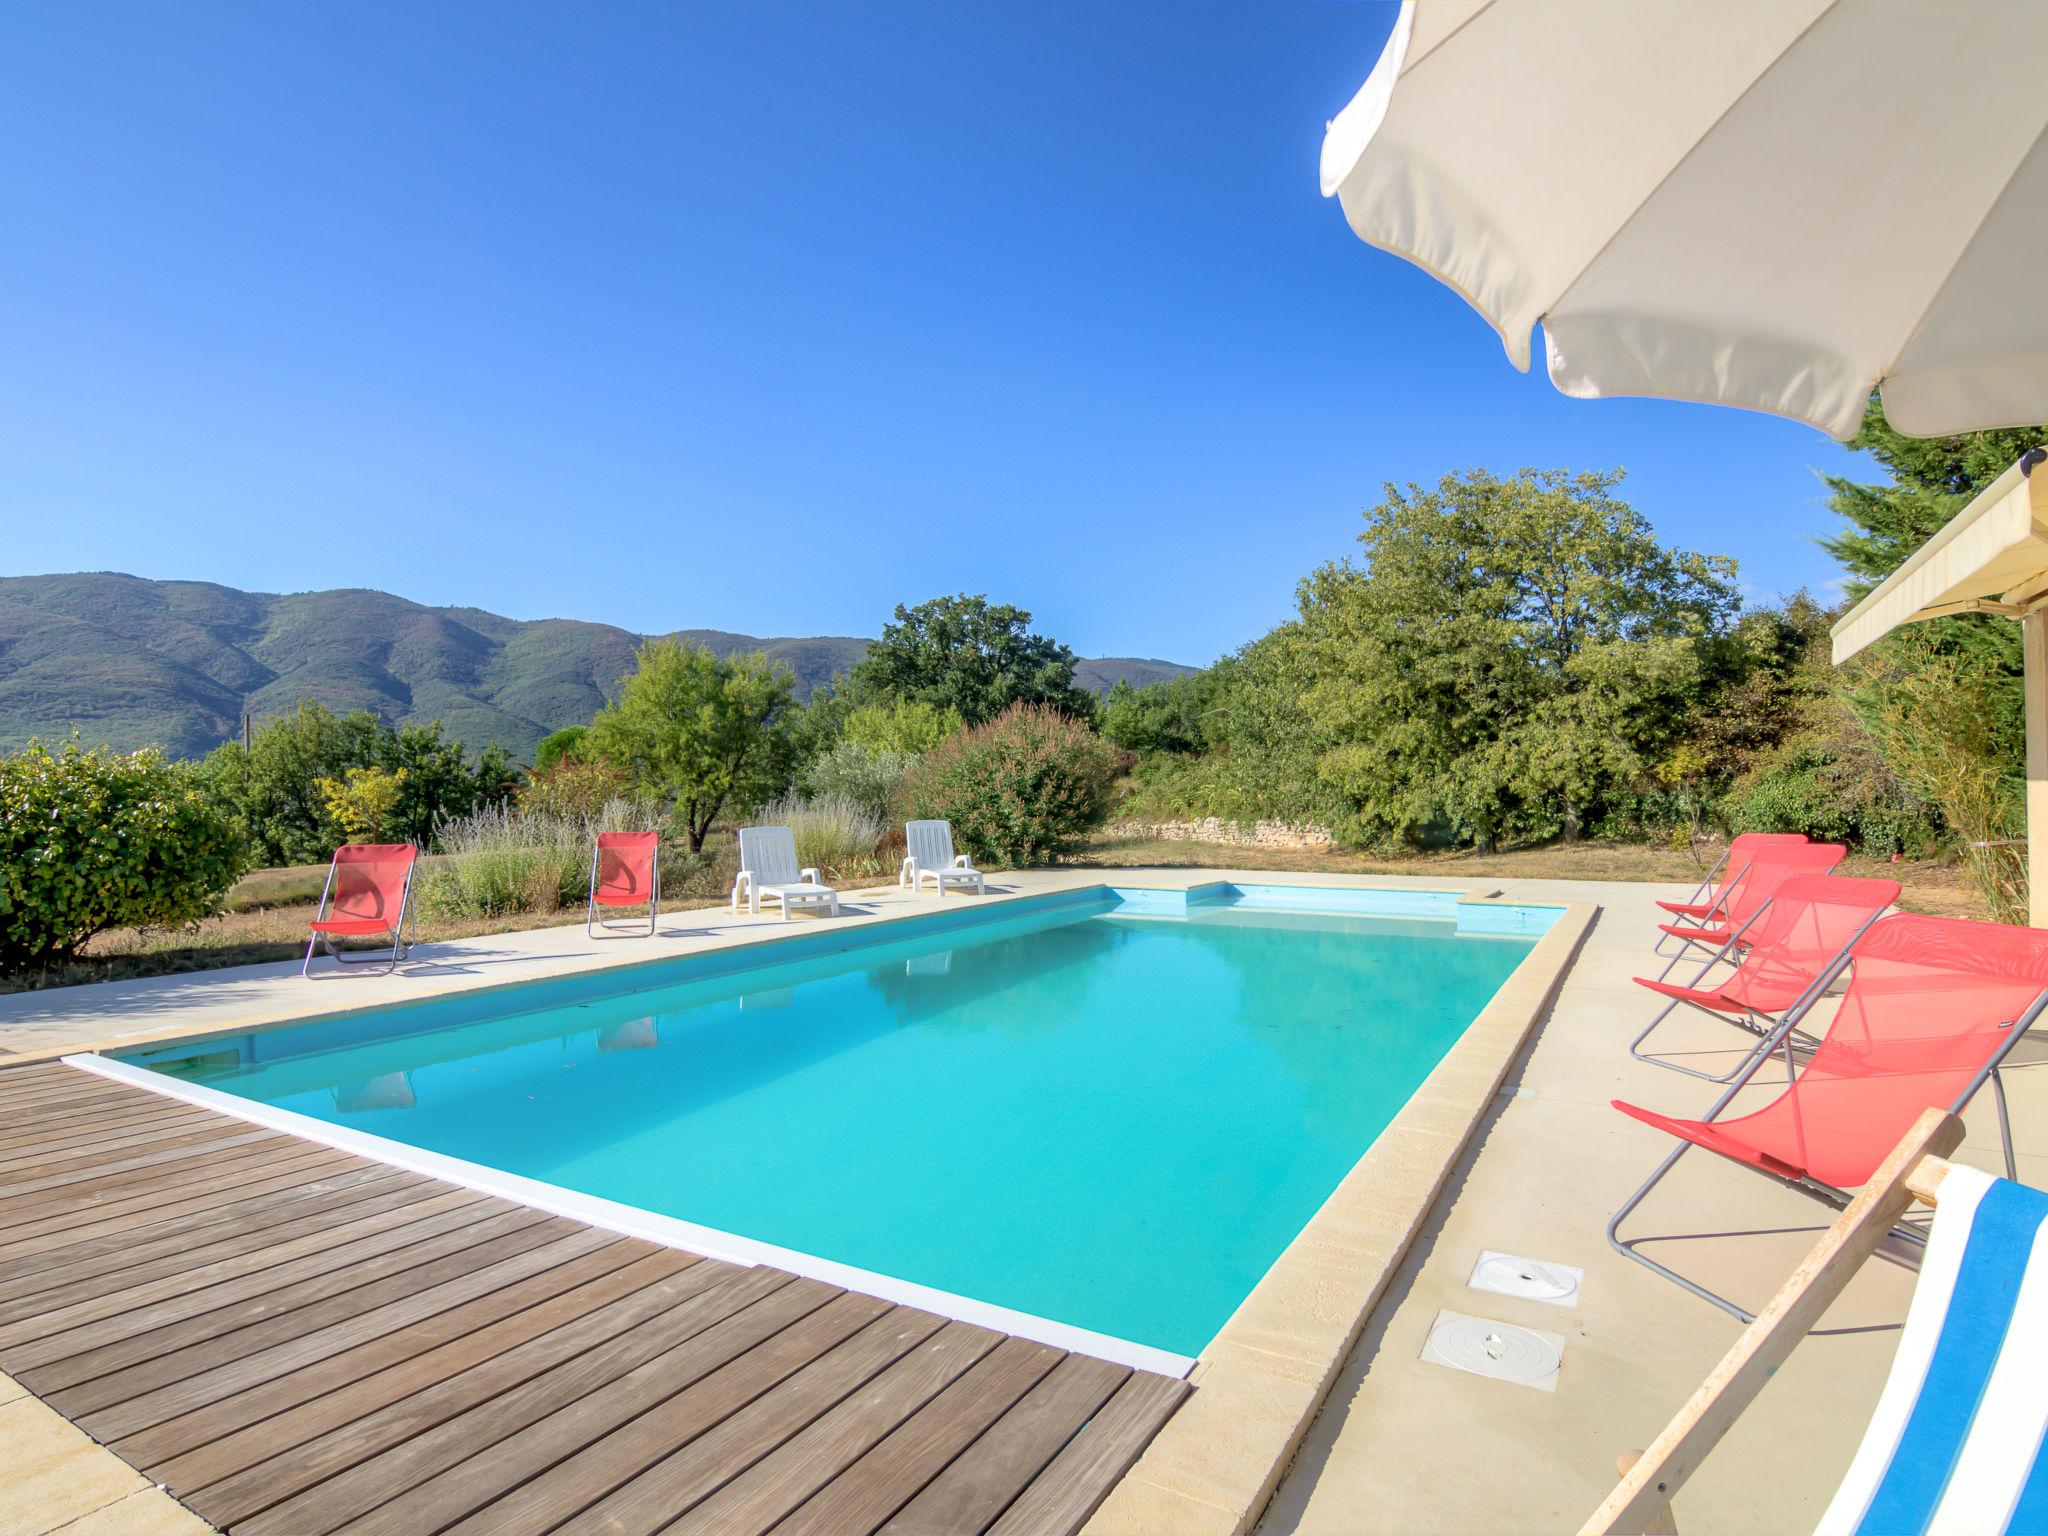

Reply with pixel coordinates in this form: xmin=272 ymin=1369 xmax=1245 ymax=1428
xmin=1587 ymin=1108 xmax=2047 ymax=1535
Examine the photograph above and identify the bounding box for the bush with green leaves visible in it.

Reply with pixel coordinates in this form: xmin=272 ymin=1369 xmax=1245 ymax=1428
xmin=799 ymin=739 xmax=919 ymax=822
xmin=0 ymin=740 xmax=246 ymax=973
xmin=898 ymin=704 xmax=1119 ymax=867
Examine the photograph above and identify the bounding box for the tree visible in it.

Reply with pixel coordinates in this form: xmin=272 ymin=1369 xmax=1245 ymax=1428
xmin=585 ymin=639 xmax=795 ymax=850
xmin=316 ymin=765 xmax=407 ymax=843
xmin=197 ymin=701 xmax=385 ymax=865
xmin=1294 ymin=468 xmax=1738 ymax=849
xmin=197 ymin=702 xmax=518 ymax=863
xmin=847 ymin=595 xmax=1096 ymax=725
xmin=533 ymin=726 xmax=587 ymax=773
xmin=382 ymin=722 xmax=515 ymax=846
xmin=1100 ymin=668 xmax=1230 ymax=757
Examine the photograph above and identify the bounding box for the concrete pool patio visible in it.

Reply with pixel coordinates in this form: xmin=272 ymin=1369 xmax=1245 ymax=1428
xmin=0 ymin=867 xmax=2039 ymax=1535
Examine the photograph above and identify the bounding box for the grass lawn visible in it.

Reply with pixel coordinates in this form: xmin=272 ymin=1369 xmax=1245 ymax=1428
xmin=3 ymin=834 xmax=1989 ymax=996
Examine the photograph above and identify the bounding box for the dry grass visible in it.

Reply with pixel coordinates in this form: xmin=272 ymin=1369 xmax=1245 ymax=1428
xmin=1071 ymin=834 xmax=1990 ymax=919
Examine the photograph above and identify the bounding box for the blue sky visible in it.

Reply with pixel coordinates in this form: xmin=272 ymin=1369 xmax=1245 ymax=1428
xmin=2 ymin=1 xmax=1870 ymax=667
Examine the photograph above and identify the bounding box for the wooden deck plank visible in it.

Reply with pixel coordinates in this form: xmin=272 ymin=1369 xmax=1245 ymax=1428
xmin=231 ymin=1264 xmax=799 ymax=1536
xmin=877 ymin=1354 xmax=1131 ymax=1536
xmin=443 ymin=1290 xmax=902 ymax=1536
xmin=0 ymin=1064 xmax=1188 ymax=1536
xmin=0 ymin=1174 xmax=443 ymax=1326
xmin=131 ymin=1245 xmax=686 ymax=1484
xmin=343 ymin=1278 xmax=857 ymax=1536
xmin=0 ymin=1120 xmax=293 ymax=1196
xmin=773 ymin=1338 xmax=1069 ymax=1536
xmin=0 ymin=1108 xmax=226 ymax=1170
xmin=664 ymin=1320 xmax=1005 ymax=1536
xmin=0 ymin=1188 xmax=499 ymax=1364
xmin=0 ymin=1085 xmax=195 ymax=1127
xmin=0 ymin=1129 xmax=298 ymax=1219
xmin=0 ymin=1100 xmax=204 ymax=1154
xmin=50 ymin=1212 xmax=579 ymax=1420
xmin=0 ymin=1147 xmax=360 ymax=1257
xmin=179 ymin=1246 xmax=732 ymax=1527
xmin=70 ymin=1224 xmax=626 ymax=1446
xmin=531 ymin=1303 xmax=951 ymax=1536
xmin=0 ymin=1164 xmax=421 ymax=1293
xmin=985 ymin=1373 xmax=1192 ymax=1536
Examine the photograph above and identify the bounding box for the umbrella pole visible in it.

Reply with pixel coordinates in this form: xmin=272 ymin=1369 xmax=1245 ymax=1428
xmin=2028 ymin=611 xmax=2048 ymax=927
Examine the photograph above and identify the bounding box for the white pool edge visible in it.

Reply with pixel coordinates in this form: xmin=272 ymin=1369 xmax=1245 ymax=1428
xmin=62 ymin=1051 xmax=1197 ymax=1380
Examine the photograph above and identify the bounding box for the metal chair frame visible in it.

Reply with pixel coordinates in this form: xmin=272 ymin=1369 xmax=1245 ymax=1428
xmin=1608 ymin=941 xmax=2045 ymax=1323
xmin=301 ymin=856 xmax=418 ymax=977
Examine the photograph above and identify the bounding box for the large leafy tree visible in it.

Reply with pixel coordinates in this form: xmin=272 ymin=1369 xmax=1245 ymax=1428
xmin=198 ymin=702 xmax=516 ymax=864
xmin=1819 ymin=398 xmax=2047 ymax=916
xmin=847 ymin=594 xmax=1096 ymax=725
xmin=586 ymin=639 xmax=794 ymax=850
xmin=1294 ymin=468 xmax=1738 ymax=849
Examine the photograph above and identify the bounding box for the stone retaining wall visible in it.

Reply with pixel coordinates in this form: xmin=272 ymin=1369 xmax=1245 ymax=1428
xmin=1105 ymin=817 xmax=1336 ymax=851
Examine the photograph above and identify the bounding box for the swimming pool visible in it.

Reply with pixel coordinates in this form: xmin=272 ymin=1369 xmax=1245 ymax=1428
xmin=92 ymin=884 xmax=1554 ymax=1372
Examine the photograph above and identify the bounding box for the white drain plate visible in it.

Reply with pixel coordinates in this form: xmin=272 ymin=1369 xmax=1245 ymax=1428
xmin=1420 ymin=1310 xmax=1564 ymax=1391
xmin=1467 ymin=1249 xmax=1583 ymax=1308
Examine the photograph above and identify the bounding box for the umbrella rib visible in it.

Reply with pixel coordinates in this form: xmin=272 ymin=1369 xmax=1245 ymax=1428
xmin=1880 ymin=108 xmax=2048 ymax=397
xmin=1393 ymin=0 xmax=1501 ymax=78
xmin=1540 ymin=0 xmax=1840 ymax=326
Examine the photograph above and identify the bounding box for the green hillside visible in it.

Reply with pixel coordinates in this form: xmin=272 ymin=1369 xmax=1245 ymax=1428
xmin=0 ymin=574 xmax=1191 ymax=761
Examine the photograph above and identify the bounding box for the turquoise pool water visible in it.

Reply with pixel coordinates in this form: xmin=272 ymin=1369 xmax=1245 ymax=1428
xmin=121 ymin=888 xmax=1543 ymax=1357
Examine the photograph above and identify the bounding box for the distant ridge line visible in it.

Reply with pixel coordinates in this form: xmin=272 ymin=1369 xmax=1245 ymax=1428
xmin=0 ymin=572 xmax=1194 ymax=759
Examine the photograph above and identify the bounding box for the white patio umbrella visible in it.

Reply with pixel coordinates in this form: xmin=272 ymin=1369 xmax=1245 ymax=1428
xmin=1320 ymin=0 xmax=2048 ymax=442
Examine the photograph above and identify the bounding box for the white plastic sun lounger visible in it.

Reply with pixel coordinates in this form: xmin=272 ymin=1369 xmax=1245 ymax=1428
xmin=899 ymin=819 xmax=986 ymax=896
xmin=731 ymin=825 xmax=840 ymax=920
xmin=1585 ymin=1108 xmax=2048 ymax=1535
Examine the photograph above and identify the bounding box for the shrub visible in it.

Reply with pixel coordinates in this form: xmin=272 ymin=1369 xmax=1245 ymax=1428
xmin=898 ymin=704 xmax=1119 ymax=867
xmin=753 ymin=790 xmax=886 ymax=884
xmin=1721 ymin=729 xmax=1940 ymax=859
xmin=413 ymin=797 xmax=669 ymax=921
xmin=799 ymin=740 xmax=919 ymax=822
xmin=0 ymin=740 xmax=245 ymax=973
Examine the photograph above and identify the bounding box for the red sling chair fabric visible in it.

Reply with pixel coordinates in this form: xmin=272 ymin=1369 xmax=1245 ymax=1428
xmin=304 ymin=843 xmax=417 ymax=975
xmin=1653 ymin=841 xmax=1846 ymax=950
xmin=1654 ymin=831 xmax=1810 ymax=921
xmin=592 ymin=832 xmax=659 ymax=907
xmin=1635 ymin=873 xmax=1900 ymax=1019
xmin=1618 ymin=912 xmax=2048 ymax=1190
xmin=588 ymin=831 xmax=659 ymax=937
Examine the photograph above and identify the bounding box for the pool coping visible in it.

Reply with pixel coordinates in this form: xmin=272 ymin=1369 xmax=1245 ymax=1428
xmin=1079 ymin=896 xmax=1599 ymax=1536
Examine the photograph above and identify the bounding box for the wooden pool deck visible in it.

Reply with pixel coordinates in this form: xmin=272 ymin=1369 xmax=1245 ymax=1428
xmin=0 ymin=1060 xmax=1186 ymax=1536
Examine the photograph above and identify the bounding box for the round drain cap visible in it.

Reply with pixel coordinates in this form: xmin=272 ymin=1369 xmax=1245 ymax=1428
xmin=1424 ymin=1315 xmax=1561 ymax=1384
xmin=1472 ymin=1254 xmax=1578 ymax=1302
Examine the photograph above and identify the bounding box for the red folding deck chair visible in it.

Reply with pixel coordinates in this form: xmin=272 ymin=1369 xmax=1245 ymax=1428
xmin=1652 ymin=832 xmax=1809 ymax=956
xmin=587 ymin=831 xmax=660 ymax=938
xmin=1610 ymin=911 xmax=2048 ymax=1320
xmin=1629 ymin=873 xmax=1900 ymax=1083
xmin=303 ymin=843 xmax=419 ymax=977
xmin=1647 ymin=840 xmax=1846 ymax=982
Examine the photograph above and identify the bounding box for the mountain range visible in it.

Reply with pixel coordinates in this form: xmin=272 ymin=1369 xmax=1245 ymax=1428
xmin=0 ymin=573 xmax=1194 ymax=761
